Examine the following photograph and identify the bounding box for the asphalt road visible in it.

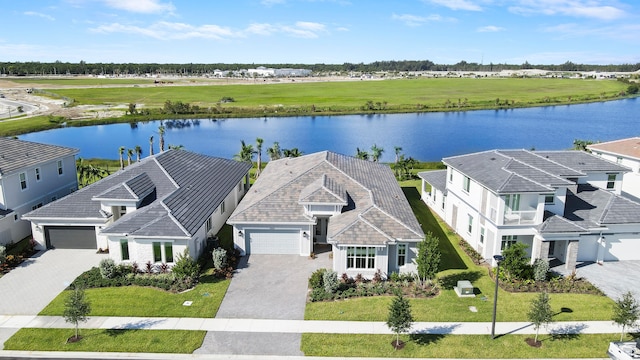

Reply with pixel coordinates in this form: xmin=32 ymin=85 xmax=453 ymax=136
xmin=0 ymin=98 xmax=38 ymax=119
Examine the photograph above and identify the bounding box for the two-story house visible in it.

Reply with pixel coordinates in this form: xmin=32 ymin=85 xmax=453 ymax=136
xmin=24 ymin=150 xmax=251 ymax=265
xmin=588 ymin=137 xmax=640 ymax=201
xmin=0 ymin=138 xmax=78 ymax=246
xmin=419 ymin=149 xmax=640 ymax=271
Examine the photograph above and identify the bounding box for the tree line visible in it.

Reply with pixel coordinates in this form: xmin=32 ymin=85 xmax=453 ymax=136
xmin=1 ymin=60 xmax=639 ymax=76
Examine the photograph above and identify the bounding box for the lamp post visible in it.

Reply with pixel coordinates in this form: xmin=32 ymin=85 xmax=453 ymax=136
xmin=491 ymin=254 xmax=504 ymax=339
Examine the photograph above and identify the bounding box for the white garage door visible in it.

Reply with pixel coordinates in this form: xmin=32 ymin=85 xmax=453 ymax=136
xmin=247 ymin=230 xmax=299 ymax=254
xmin=605 ymin=237 xmax=640 ymax=261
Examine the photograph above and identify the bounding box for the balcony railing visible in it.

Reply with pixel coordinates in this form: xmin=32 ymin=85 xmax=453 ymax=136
xmin=503 ymin=210 xmax=537 ymax=225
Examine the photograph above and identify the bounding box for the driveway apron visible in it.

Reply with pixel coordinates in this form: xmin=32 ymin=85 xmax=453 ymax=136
xmin=196 ymin=253 xmax=330 ymax=355
xmin=574 ymin=260 xmax=640 ymax=301
xmin=0 ymin=249 xmax=105 ymax=315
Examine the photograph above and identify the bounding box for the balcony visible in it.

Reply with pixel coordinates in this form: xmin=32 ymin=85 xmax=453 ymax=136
xmin=503 ymin=210 xmax=537 ymax=225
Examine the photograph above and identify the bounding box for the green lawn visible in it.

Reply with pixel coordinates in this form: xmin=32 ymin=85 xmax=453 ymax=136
xmin=4 ymin=328 xmax=205 ymax=353
xmin=39 ymin=271 xmax=229 ymax=318
xmin=304 ymin=184 xmax=615 ymax=322
xmin=301 ymin=333 xmax=624 ymax=358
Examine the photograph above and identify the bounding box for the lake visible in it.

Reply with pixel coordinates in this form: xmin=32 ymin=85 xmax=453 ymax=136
xmin=18 ymin=98 xmax=639 ymax=162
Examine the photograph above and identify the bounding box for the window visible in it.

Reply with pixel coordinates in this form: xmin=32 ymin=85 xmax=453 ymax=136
xmin=164 ymin=243 xmax=174 ymax=263
xmin=35 ymin=168 xmax=41 ymax=181
xmin=31 ymin=203 xmax=43 ymax=210
xmin=206 ymin=218 xmax=212 ymax=232
xmin=153 ymin=242 xmax=162 ymax=262
xmin=19 ymin=172 xmax=27 ymax=190
xmin=501 ymin=235 xmax=517 ymax=250
xmin=431 ymin=190 xmax=436 ymax=202
xmin=442 ymin=195 xmax=446 ymax=210
xmin=448 ymin=169 xmax=453 ymax=182
xmin=119 ymin=206 xmax=127 ymax=217
xmin=57 ymin=160 xmax=63 ymax=175
xmin=346 ymin=246 xmax=376 ymax=269
xmin=504 ymin=194 xmax=520 ymax=211
xmin=120 ymin=239 xmax=130 ymax=261
xmin=220 ymin=200 xmax=225 ymax=214
xmin=480 ymin=227 xmax=485 ymax=244
xmin=616 ymin=157 xmax=622 ymax=164
xmin=544 ymin=194 xmax=554 ymax=204
xmin=397 ymin=244 xmax=407 ymax=267
xmin=463 ymin=176 xmax=471 ymax=192
xmin=467 ymin=214 xmax=473 ymax=234
xmin=14 ymin=214 xmax=19 ymax=222
xmin=607 ymin=174 xmax=616 ymax=189
xmin=152 ymin=241 xmax=174 ymax=263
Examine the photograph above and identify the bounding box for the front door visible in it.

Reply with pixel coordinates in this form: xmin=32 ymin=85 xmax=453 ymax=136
xmin=548 ymin=241 xmax=556 ymax=258
xmin=314 ymin=217 xmax=329 ymax=243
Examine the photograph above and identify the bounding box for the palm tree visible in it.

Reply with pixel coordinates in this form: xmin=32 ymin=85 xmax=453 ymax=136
xmin=127 ymin=149 xmax=134 ymax=166
xmin=233 ymin=140 xmax=255 ymax=163
xmin=371 ymin=144 xmax=384 ymax=162
xmin=283 ymin=148 xmax=302 ymax=158
xmin=134 ymin=145 xmax=142 ymax=162
xmin=149 ymin=136 xmax=154 ymax=156
xmin=168 ymin=144 xmax=184 ymax=150
xmin=356 ymin=147 xmax=369 ymax=161
xmin=118 ymin=146 xmax=125 ymax=170
xmin=394 ymin=146 xmax=403 ymax=164
xmin=158 ymin=124 xmax=165 ymax=152
xmin=267 ymin=142 xmax=282 ymax=161
xmin=255 ymin=137 xmax=264 ymax=178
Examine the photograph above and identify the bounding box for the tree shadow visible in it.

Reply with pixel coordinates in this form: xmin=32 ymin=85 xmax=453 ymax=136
xmin=439 ymin=271 xmax=483 ymax=290
xmin=105 ymin=328 xmax=140 ymax=338
xmin=402 ymin=187 xmax=466 ymax=271
xmin=553 ymin=307 xmax=573 ymax=317
xmin=547 ymin=323 xmax=587 ymax=341
xmin=410 ymin=324 xmax=460 ymax=345
xmin=409 ymin=333 xmax=446 ymax=346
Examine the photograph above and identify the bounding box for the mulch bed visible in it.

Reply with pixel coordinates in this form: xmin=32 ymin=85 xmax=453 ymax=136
xmin=525 ymin=338 xmax=542 ymax=347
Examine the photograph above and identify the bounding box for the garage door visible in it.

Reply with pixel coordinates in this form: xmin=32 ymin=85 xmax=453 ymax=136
xmin=247 ymin=230 xmax=299 ymax=254
xmin=605 ymin=237 xmax=640 ymax=261
xmin=45 ymin=226 xmax=97 ymax=249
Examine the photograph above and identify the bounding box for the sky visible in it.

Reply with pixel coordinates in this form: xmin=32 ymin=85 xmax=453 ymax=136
xmin=1 ymin=0 xmax=638 ymax=65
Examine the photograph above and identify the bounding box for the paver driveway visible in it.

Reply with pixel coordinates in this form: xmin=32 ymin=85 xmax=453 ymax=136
xmin=575 ymin=260 xmax=640 ymax=301
xmin=0 ymin=249 xmax=105 ymax=315
xmin=195 ymin=253 xmax=331 ymax=356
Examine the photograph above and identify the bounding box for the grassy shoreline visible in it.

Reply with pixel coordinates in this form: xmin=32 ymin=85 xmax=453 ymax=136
xmin=1 ymin=77 xmax=634 ymax=137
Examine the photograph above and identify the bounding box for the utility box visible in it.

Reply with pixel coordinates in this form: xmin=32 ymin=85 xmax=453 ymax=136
xmin=454 ymin=280 xmax=475 ymax=297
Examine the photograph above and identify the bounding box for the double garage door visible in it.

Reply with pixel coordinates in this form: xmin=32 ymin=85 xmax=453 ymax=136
xmin=246 ymin=230 xmax=299 ymax=255
xmin=45 ymin=226 xmax=97 ymax=249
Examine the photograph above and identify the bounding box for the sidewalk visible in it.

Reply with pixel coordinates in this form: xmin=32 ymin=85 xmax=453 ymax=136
xmin=0 ymin=315 xmax=627 ymax=335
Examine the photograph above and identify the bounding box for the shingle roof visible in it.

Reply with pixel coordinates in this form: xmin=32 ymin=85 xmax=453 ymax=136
xmin=564 ymin=184 xmax=640 ymax=227
xmin=587 ymin=137 xmax=640 ymax=160
xmin=536 ymin=150 xmax=630 ymax=173
xmin=0 ymin=137 xmax=78 ymax=176
xmin=418 ymin=170 xmax=447 ymax=193
xmin=228 ymin=151 xmax=424 ymax=244
xmin=24 ymin=150 xmax=251 ymax=238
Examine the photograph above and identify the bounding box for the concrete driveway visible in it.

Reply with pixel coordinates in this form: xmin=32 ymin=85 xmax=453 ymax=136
xmin=0 ymin=249 xmax=105 ymax=315
xmin=195 ymin=253 xmax=331 ymax=356
xmin=575 ymin=261 xmax=640 ymax=301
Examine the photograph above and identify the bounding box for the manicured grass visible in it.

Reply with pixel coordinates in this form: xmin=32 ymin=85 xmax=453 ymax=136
xmin=0 ymin=115 xmax=61 ymax=136
xmin=304 ymin=182 xmax=615 ymax=322
xmin=4 ymin=328 xmax=205 ymax=353
xmin=39 ymin=271 xmax=229 ymax=318
xmin=301 ymin=333 xmax=623 ymax=358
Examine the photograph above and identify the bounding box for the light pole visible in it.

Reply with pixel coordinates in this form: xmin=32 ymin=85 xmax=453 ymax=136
xmin=491 ymin=254 xmax=504 ymax=339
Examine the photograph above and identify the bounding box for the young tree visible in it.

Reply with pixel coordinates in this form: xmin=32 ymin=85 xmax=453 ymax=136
xmin=267 ymin=141 xmax=282 ymax=161
xmin=527 ymin=291 xmax=553 ymax=343
xmin=255 ymin=137 xmax=264 ymax=178
xmin=416 ymin=232 xmax=441 ymax=283
xmin=612 ymin=291 xmax=640 ymax=341
xmin=501 ymin=242 xmax=531 ymax=281
xmin=370 ymin=144 xmax=384 ymax=162
xmin=158 ymin=124 xmax=165 ymax=152
xmin=234 ymin=140 xmax=256 ymax=163
xmin=63 ymin=286 xmax=91 ymax=341
xmin=386 ymin=291 xmax=414 ymax=349
xmin=355 ymin=147 xmax=369 ymax=160
xmin=134 ymin=145 xmax=142 ymax=162
xmin=126 ymin=148 xmax=134 ymax=166
xmin=118 ymin=146 xmax=125 ymax=170
xmin=149 ymin=135 xmax=154 ymax=156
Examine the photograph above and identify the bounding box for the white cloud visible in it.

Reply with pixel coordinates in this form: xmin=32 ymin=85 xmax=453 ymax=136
xmin=392 ymin=13 xmax=454 ymax=27
xmin=477 ymin=25 xmax=504 ymax=32
xmin=24 ymin=11 xmax=55 ymax=21
xmin=101 ymin=0 xmax=175 ymax=14
xmin=90 ymin=20 xmax=329 ymax=40
xmin=509 ymin=0 xmax=626 ymax=20
xmin=424 ymin=0 xmax=482 ymax=11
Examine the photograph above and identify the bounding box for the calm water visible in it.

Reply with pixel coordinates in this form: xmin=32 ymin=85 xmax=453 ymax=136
xmin=18 ymin=98 xmax=639 ymax=162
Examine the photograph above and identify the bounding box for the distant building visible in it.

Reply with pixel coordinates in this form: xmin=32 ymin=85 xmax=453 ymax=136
xmin=247 ymin=66 xmax=311 ymax=77
xmin=588 ymin=137 xmax=640 ymax=200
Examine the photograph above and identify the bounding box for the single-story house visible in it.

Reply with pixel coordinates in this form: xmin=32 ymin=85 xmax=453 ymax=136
xmin=24 ymin=150 xmax=251 ymax=265
xmin=227 ymin=151 xmax=424 ymax=278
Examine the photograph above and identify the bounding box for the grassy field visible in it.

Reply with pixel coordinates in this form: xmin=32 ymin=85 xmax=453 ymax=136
xmin=47 ymin=78 xmax=627 ymax=109
xmin=4 ymin=328 xmax=205 ymax=353
xmin=304 ymin=185 xmax=615 ymax=322
xmin=7 ymin=78 xmax=157 ymax=86
xmin=301 ymin=333 xmax=625 ymax=358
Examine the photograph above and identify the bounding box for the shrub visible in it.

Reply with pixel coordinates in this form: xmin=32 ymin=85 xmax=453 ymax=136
xmin=323 ymin=270 xmax=339 ymax=294
xmin=212 ymin=247 xmax=228 ymax=271
xmin=533 ymin=258 xmax=549 ymax=282
xmin=501 ymin=243 xmax=533 ymax=281
xmin=171 ymin=249 xmax=200 ymax=284
xmin=372 ymin=269 xmax=383 ymax=283
xmin=99 ymin=258 xmax=117 ymax=279
xmin=0 ymin=245 xmax=6 ymax=265
xmin=309 ymin=268 xmax=327 ymax=290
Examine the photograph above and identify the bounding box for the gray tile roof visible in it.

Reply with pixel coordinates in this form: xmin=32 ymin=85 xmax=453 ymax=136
xmin=0 ymin=137 xmax=78 ymax=176
xmin=228 ymin=151 xmax=424 ymax=244
xmin=536 ymin=151 xmax=630 ymax=173
xmin=538 ymin=212 xmax=588 ymax=234
xmin=299 ymin=174 xmax=348 ymax=205
xmin=564 ymin=184 xmax=640 ymax=227
xmin=498 ymin=150 xmax=584 ymax=178
xmin=24 ymin=150 xmax=251 ymax=238
xmin=418 ymin=170 xmax=447 ymax=193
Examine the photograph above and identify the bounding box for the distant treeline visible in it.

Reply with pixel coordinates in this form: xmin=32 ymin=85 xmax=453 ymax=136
xmin=1 ymin=60 xmax=639 ymax=76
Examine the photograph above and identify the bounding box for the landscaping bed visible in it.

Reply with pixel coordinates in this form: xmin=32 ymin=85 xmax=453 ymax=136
xmin=0 ymin=237 xmax=38 ymax=276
